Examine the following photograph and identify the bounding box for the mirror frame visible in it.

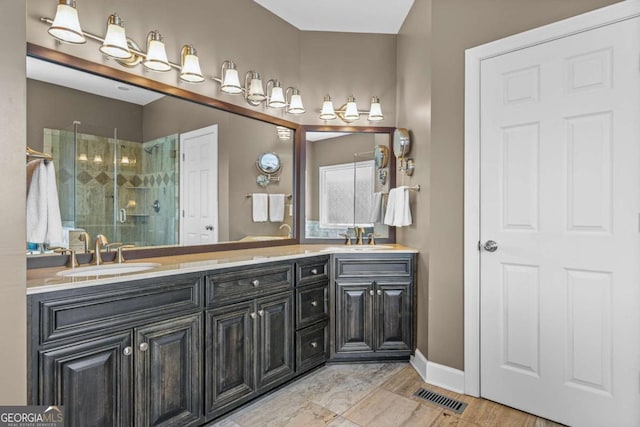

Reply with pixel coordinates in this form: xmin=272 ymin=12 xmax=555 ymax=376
xmin=299 ymin=124 xmax=397 ymax=244
xmin=26 ymin=43 xmax=303 ymax=268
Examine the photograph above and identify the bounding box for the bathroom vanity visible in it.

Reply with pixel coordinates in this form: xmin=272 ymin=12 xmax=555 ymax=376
xmin=26 ymin=245 xmax=416 ymax=426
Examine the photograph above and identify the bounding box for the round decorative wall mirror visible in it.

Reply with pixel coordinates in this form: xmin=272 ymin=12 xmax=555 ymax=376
xmin=393 ymin=128 xmax=411 ymax=159
xmin=256 ymin=152 xmax=281 ymax=175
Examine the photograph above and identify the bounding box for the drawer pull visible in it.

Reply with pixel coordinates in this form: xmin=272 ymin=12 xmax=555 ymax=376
xmin=250 ymin=312 xmax=257 ymax=319
xmin=123 ymin=346 xmax=133 ymax=356
xmin=258 ymin=310 xmax=265 ymax=317
xmin=310 ymin=268 xmax=319 ymax=275
xmin=310 ymin=341 xmax=318 ymax=348
xmin=251 ymin=279 xmax=260 ymax=287
xmin=139 ymin=342 xmax=149 ymax=352
xmin=310 ymin=300 xmax=318 ymax=307
xmin=377 ymin=290 xmax=382 ymax=296
xmin=369 ymin=290 xmax=374 ymax=296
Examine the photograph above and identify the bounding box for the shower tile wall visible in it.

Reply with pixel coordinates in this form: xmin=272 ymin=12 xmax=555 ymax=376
xmin=46 ymin=129 xmax=178 ymax=247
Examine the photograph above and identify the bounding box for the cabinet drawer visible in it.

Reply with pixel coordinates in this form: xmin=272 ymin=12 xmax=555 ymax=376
xmin=206 ymin=263 xmax=292 ymax=306
xmin=295 ymin=257 xmax=329 ymax=286
xmin=296 ymin=321 xmax=328 ymax=373
xmin=296 ymin=282 xmax=328 ymax=329
xmin=32 ymin=274 xmax=202 ymax=345
xmin=334 ymin=254 xmax=413 ymax=279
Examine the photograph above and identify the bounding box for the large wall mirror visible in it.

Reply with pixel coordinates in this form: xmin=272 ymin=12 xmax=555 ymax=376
xmin=301 ymin=126 xmax=396 ymax=243
xmin=26 ymin=45 xmax=299 ymax=265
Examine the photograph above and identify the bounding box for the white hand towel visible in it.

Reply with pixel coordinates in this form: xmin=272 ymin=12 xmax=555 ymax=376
xmin=269 ymin=194 xmax=285 ymax=222
xmin=383 ymin=188 xmax=397 ymax=226
xmin=26 ymin=161 xmax=64 ymax=245
xmin=252 ymin=193 xmax=268 ymax=222
xmin=369 ymin=192 xmax=383 ymax=223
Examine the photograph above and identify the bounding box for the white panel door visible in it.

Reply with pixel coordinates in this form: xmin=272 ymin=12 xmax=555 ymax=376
xmin=179 ymin=125 xmax=218 ymax=245
xmin=480 ymin=16 xmax=640 ymax=427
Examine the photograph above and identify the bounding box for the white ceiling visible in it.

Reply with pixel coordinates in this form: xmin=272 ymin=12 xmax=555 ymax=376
xmin=26 ymin=57 xmax=164 ymax=106
xmin=254 ymin=0 xmax=415 ymax=34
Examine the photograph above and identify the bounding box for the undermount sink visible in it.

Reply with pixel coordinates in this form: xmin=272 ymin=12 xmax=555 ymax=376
xmin=321 ymin=245 xmax=394 ymax=252
xmin=57 ymin=262 xmax=161 ymax=278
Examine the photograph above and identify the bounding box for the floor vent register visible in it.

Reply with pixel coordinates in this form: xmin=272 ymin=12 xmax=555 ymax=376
xmin=413 ymin=387 xmax=468 ymax=414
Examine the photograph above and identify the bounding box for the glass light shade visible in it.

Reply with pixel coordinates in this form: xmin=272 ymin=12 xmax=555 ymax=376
xmin=99 ymin=14 xmax=130 ymax=59
xmin=367 ymin=96 xmax=384 ymax=121
xmin=344 ymin=96 xmax=360 ymax=121
xmin=93 ymin=154 xmax=103 ymax=164
xmin=48 ymin=1 xmax=86 ymax=44
xmin=288 ymin=93 xmax=305 ymax=114
xmin=268 ymin=85 xmax=286 ymax=108
xmin=179 ymin=45 xmax=204 ymax=83
xmin=247 ymin=75 xmax=266 ymax=102
xmin=77 ymin=153 xmax=88 ymax=162
xmin=276 ymin=126 xmax=292 ymax=140
xmin=221 ymin=63 xmax=243 ymax=94
xmin=120 ymin=155 xmax=130 ymax=165
xmin=319 ymin=96 xmax=336 ymax=120
xmin=143 ymin=31 xmax=171 ymax=72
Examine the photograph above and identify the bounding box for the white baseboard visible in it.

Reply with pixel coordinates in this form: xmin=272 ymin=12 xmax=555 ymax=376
xmin=410 ymin=350 xmax=465 ymax=394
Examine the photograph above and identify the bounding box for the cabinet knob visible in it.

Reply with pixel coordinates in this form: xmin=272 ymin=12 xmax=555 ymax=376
xmin=377 ymin=290 xmax=382 ymax=296
xmin=258 ymin=310 xmax=265 ymax=317
xmin=369 ymin=290 xmax=374 ymax=296
xmin=139 ymin=342 xmax=149 ymax=352
xmin=310 ymin=300 xmax=318 ymax=307
xmin=310 ymin=268 xmax=318 ymax=275
xmin=123 ymin=346 xmax=133 ymax=356
xmin=310 ymin=342 xmax=318 ymax=348
xmin=251 ymin=279 xmax=260 ymax=287
xmin=250 ymin=312 xmax=257 ymax=319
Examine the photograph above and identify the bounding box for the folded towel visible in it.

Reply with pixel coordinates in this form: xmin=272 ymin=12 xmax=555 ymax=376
xmin=26 ymin=161 xmax=64 ymax=245
xmin=383 ymin=187 xmax=412 ymax=227
xmin=269 ymin=194 xmax=285 ymax=222
xmin=252 ymin=193 xmax=268 ymax=222
xmin=368 ymin=192 xmax=384 ymax=223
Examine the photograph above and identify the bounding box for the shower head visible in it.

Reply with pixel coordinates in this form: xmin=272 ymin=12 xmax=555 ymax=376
xmin=143 ymin=144 xmax=159 ymax=154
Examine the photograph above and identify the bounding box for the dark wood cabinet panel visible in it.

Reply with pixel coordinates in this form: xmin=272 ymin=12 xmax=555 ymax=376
xmin=205 ymin=301 xmax=255 ymax=419
xmin=296 ymin=281 xmax=329 ymax=329
xmin=296 ymin=321 xmax=328 ymax=373
xmin=375 ymin=282 xmax=412 ymax=352
xmin=335 ymin=255 xmax=412 ymax=279
xmin=295 ymin=257 xmax=329 ymax=286
xmin=256 ymin=293 xmax=294 ymax=390
xmin=335 ymin=282 xmax=374 ymax=353
xmin=135 ymin=313 xmax=202 ymax=427
xmin=39 ymin=332 xmax=132 ymax=427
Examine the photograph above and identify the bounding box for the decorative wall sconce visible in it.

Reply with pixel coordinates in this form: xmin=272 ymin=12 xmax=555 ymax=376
xmin=319 ymin=94 xmax=384 ymax=123
xmin=43 ymin=1 xmax=205 ymax=84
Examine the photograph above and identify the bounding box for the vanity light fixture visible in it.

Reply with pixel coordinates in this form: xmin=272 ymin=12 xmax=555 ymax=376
xmin=266 ymin=80 xmax=286 ymax=108
xmin=48 ymin=0 xmax=86 ymax=44
xmin=213 ymin=60 xmax=243 ymax=94
xmin=99 ymin=13 xmax=131 ymax=59
xmin=179 ymin=45 xmax=204 ymax=83
xmin=319 ymin=94 xmax=385 ymax=123
xmin=77 ymin=153 xmax=88 ymax=162
xmin=92 ymin=154 xmax=103 ymax=164
xmin=285 ymin=87 xmax=305 ymax=115
xmin=319 ymin=95 xmax=337 ymax=120
xmin=143 ymin=30 xmax=171 ymax=72
xmin=276 ymin=126 xmax=292 ymax=141
xmin=245 ymin=71 xmax=267 ymax=105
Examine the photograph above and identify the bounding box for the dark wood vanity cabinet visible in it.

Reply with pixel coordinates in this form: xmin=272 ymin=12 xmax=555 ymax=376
xmin=28 ymin=274 xmax=204 ymax=427
xmin=331 ymin=254 xmax=415 ymax=361
xmin=204 ymin=262 xmax=295 ymax=421
xmin=294 ymin=257 xmax=330 ymax=373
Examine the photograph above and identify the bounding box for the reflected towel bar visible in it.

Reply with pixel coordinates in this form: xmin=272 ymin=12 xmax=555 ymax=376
xmin=246 ymin=194 xmax=292 ymax=199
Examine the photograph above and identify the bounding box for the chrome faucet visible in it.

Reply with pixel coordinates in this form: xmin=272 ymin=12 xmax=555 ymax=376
xmin=279 ymin=223 xmax=292 ymax=238
xmin=92 ymin=234 xmax=108 ymax=265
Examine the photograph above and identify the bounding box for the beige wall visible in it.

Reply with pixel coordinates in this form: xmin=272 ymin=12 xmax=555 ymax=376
xmin=396 ymin=0 xmax=621 ymax=370
xmin=0 ymin=0 xmax=26 ymax=405
xmin=27 ymin=79 xmax=144 ymax=149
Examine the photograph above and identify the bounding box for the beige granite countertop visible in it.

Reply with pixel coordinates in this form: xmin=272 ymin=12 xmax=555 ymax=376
xmin=27 ymin=244 xmax=418 ymax=295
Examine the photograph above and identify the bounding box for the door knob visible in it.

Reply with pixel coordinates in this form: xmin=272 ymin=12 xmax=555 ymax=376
xmin=139 ymin=342 xmax=149 ymax=352
xmin=123 ymin=346 xmax=133 ymax=356
xmin=205 ymin=224 xmax=214 ymax=231
xmin=483 ymin=240 xmax=498 ymax=252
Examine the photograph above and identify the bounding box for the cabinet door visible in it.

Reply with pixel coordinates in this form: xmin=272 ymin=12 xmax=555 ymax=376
xmin=335 ymin=281 xmax=374 ymax=353
xmin=39 ymin=332 xmax=132 ymax=427
xmin=256 ymin=292 xmax=294 ymax=390
xmin=205 ymin=301 xmax=255 ymax=418
xmin=375 ymin=281 xmax=412 ymax=352
xmin=135 ymin=313 xmax=202 ymax=427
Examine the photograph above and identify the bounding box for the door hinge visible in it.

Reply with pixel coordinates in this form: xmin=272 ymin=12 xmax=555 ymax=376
xmin=182 ymin=210 xmax=185 ymax=218
xmin=182 ymin=153 xmax=185 ymax=161
xmin=477 ymin=241 xmax=481 ymax=251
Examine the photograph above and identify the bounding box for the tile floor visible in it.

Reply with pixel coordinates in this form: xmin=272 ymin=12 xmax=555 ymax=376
xmin=208 ymin=363 xmax=566 ymax=427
